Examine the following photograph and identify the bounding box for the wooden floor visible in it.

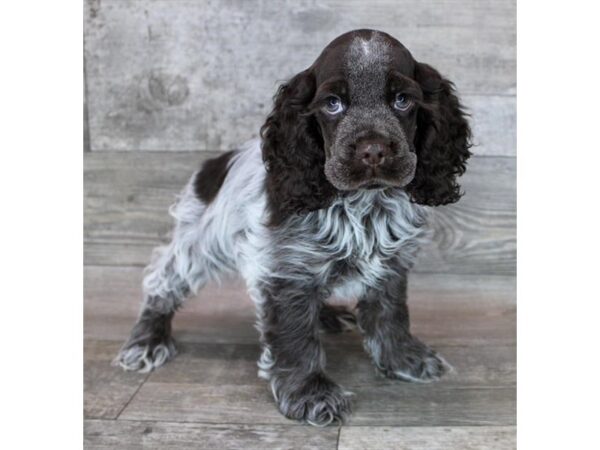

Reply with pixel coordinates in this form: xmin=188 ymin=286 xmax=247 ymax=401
xmin=84 ymin=268 xmax=516 ymax=449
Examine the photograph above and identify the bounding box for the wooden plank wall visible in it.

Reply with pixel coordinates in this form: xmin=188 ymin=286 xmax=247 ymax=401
xmin=84 ymin=0 xmax=516 ymax=276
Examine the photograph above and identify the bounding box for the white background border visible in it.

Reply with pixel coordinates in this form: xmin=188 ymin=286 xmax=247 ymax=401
xmin=518 ymin=1 xmax=600 ymax=448
xmin=0 ymin=2 xmax=83 ymax=448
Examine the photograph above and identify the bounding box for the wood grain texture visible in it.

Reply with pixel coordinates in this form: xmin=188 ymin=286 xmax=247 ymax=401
xmin=84 ymin=266 xmax=515 ymax=345
xmin=84 ymin=266 xmax=257 ymax=344
xmin=465 ymin=95 xmax=516 ymax=157
xmin=142 ymin=341 xmax=515 ymax=389
xmin=118 ymin=382 xmax=289 ymax=424
xmin=119 ymin=381 xmax=514 ymax=426
xmin=84 ymin=270 xmax=515 ymax=440
xmin=418 ymin=156 xmax=516 ymax=275
xmin=84 ymin=419 xmax=338 ymax=450
xmin=84 ymin=0 xmax=515 ymax=153
xmin=84 ymin=340 xmax=148 ymax=419
xmin=338 ymin=426 xmax=516 ymax=450
xmin=84 ymin=153 xmax=515 ymax=275
xmin=348 ymin=385 xmax=515 ymax=426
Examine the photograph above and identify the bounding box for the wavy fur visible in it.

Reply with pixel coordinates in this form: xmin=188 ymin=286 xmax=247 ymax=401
xmin=260 ymin=70 xmax=337 ymax=226
xmin=117 ymin=29 xmax=470 ymax=427
xmin=408 ymin=62 xmax=472 ymax=205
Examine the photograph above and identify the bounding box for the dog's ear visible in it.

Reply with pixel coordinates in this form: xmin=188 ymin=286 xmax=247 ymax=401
xmin=407 ymin=62 xmax=472 ymax=206
xmin=260 ymin=69 xmax=336 ymax=225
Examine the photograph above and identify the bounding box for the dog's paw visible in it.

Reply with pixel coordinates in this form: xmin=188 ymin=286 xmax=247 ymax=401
xmin=113 ymin=337 xmax=177 ymax=373
xmin=272 ymin=372 xmax=353 ymax=426
xmin=373 ymin=338 xmax=450 ymax=383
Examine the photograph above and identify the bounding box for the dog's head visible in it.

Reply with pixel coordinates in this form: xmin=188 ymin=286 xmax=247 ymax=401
xmin=261 ymin=29 xmax=471 ymax=224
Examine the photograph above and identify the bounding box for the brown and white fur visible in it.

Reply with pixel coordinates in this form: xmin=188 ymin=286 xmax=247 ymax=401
xmin=116 ymin=29 xmax=471 ymax=427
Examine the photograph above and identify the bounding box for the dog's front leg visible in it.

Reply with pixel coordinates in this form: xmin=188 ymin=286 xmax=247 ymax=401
xmin=357 ymin=265 xmax=450 ymax=383
xmin=257 ymin=280 xmax=352 ymax=426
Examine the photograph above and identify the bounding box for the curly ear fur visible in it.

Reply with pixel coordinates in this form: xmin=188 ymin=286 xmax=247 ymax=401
xmin=407 ymin=63 xmax=472 ymax=206
xmin=260 ymin=70 xmax=337 ymax=226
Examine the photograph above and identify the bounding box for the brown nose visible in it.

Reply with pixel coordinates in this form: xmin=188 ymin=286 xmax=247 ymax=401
xmin=356 ymin=141 xmax=392 ymax=167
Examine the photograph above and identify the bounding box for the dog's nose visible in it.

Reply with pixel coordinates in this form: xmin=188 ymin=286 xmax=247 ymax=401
xmin=356 ymin=141 xmax=392 ymax=167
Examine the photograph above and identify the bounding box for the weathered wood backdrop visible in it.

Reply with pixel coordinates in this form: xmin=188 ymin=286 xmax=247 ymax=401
xmin=84 ymin=0 xmax=516 ymax=276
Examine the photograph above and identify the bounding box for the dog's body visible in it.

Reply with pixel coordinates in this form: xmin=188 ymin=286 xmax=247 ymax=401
xmin=116 ymin=29 xmax=471 ymax=426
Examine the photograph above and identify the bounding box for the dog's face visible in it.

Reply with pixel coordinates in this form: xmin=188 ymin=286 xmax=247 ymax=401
xmin=261 ymin=29 xmax=472 ymax=225
xmin=309 ymin=31 xmax=419 ymax=190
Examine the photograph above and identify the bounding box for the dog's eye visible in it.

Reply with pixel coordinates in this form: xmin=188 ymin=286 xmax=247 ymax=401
xmin=393 ymin=93 xmax=413 ymax=112
xmin=323 ymin=96 xmax=345 ymax=115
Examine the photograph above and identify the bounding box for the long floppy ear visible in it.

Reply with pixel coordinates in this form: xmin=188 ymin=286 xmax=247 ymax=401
xmin=260 ymin=69 xmax=336 ymax=226
xmin=407 ymin=62 xmax=472 ymax=206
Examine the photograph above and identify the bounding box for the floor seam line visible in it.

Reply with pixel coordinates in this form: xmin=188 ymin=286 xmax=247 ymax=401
xmin=114 ymin=372 xmax=151 ymax=420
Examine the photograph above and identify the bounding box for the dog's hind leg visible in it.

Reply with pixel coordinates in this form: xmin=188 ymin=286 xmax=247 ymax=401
xmin=115 ymin=245 xmax=193 ymax=373
xmin=115 ymin=177 xmax=227 ymax=373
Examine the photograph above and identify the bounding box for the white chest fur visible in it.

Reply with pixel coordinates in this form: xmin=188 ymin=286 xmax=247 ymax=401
xmin=266 ymin=189 xmax=429 ymax=292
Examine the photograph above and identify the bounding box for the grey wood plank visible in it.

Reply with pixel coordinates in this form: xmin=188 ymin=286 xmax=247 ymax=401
xmin=349 ymin=385 xmax=515 ymax=426
xmin=85 ymin=266 xmax=515 ymax=428
xmin=407 ymin=273 xmax=516 ymax=346
xmin=113 ymin=341 xmax=514 ymax=426
xmin=326 ymin=342 xmax=515 ymax=388
xmin=119 ymin=381 xmax=514 ymax=426
xmin=84 ymin=0 xmax=514 ymax=152
xmin=118 ymin=382 xmax=289 ymax=424
xmin=418 ymin=156 xmax=515 ymax=275
xmin=84 ymin=419 xmax=338 ymax=450
xmin=143 ymin=341 xmax=514 ymax=388
xmin=84 ymin=266 xmax=515 ymax=345
xmin=465 ymin=95 xmax=516 ymax=157
xmin=84 ymin=340 xmax=148 ymax=419
xmin=84 ymin=153 xmax=515 ymax=275
xmin=338 ymin=426 xmax=516 ymax=450
xmin=84 ymin=266 xmax=258 ymax=344
xmin=85 ymin=341 xmax=514 ymax=429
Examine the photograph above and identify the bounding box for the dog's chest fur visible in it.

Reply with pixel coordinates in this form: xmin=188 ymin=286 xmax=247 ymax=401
xmin=269 ymin=189 xmax=428 ymax=295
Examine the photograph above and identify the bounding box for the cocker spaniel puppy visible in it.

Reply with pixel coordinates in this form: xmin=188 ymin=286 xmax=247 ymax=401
xmin=116 ymin=29 xmax=471 ymax=426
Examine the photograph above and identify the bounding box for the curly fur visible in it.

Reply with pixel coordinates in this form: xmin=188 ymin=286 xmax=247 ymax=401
xmin=407 ymin=63 xmax=472 ymax=205
xmin=261 ymin=31 xmax=471 ymax=225
xmin=116 ymin=29 xmax=471 ymax=427
xmin=260 ymin=71 xmax=337 ymax=226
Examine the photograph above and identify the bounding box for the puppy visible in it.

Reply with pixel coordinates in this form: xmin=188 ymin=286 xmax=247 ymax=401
xmin=116 ymin=29 xmax=471 ymax=426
